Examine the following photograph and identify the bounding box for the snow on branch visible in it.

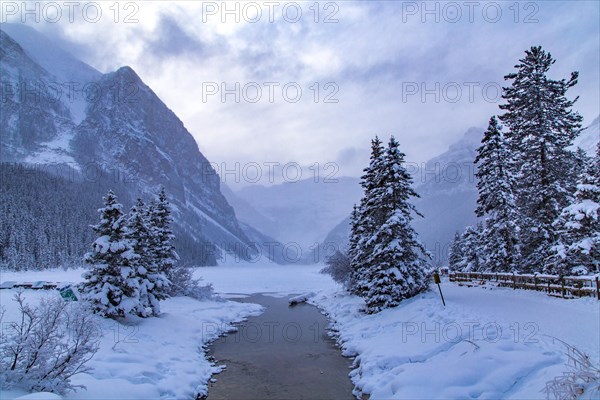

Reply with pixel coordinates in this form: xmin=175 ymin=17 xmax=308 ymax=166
xmin=0 ymin=292 xmax=101 ymax=394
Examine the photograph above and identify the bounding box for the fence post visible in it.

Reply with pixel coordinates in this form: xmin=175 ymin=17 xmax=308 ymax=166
xmin=512 ymin=273 xmax=516 ymax=290
xmin=596 ymin=276 xmax=600 ymax=300
xmin=561 ymin=277 xmax=565 ymax=299
xmin=534 ymin=275 xmax=538 ymax=291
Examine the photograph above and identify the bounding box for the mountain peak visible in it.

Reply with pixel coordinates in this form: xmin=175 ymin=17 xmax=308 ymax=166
xmin=448 ymin=127 xmax=483 ymax=152
xmin=0 ymin=23 xmax=101 ymax=84
xmin=115 ymin=65 xmax=139 ymax=79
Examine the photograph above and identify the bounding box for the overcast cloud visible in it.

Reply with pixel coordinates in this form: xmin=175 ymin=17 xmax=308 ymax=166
xmin=3 ymin=0 xmax=599 ymax=182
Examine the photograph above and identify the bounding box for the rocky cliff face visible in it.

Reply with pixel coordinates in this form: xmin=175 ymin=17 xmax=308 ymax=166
xmin=0 ymin=30 xmax=74 ymax=161
xmin=0 ymin=25 xmax=258 ymax=264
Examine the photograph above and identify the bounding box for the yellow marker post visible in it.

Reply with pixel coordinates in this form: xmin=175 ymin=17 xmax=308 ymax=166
xmin=433 ymin=271 xmax=446 ymax=307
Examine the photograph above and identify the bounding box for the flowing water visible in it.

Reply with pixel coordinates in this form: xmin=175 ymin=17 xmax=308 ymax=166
xmin=206 ymin=294 xmax=355 ymax=400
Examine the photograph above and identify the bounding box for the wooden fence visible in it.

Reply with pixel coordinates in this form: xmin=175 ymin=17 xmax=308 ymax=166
xmin=448 ymin=272 xmax=600 ymax=300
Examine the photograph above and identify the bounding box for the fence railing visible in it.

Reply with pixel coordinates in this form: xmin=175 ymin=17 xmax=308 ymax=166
xmin=448 ymin=272 xmax=600 ymax=300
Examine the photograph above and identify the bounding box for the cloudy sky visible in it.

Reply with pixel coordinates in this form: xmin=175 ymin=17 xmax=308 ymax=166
xmin=4 ymin=1 xmax=599 ymax=182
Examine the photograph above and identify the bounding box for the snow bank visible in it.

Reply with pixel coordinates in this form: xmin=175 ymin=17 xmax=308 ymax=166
xmin=0 ymin=288 xmax=263 ymax=399
xmin=15 ymin=393 xmax=63 ymax=400
xmin=289 ymin=292 xmax=315 ymax=306
xmin=309 ymin=284 xmax=600 ymax=399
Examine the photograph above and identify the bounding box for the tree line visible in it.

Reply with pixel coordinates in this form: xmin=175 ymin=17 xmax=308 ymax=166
xmin=78 ymin=188 xmax=213 ymax=319
xmin=322 ymin=46 xmax=599 ymax=313
xmin=0 ymin=163 xmax=217 ymax=271
xmin=449 ymin=46 xmax=599 ymax=276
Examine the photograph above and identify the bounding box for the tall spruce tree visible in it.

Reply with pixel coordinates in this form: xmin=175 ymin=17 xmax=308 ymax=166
xmin=456 ymin=224 xmax=485 ymax=272
xmin=148 ymin=187 xmax=179 ymax=297
xmin=80 ymin=191 xmax=139 ymax=318
xmin=126 ymin=198 xmax=168 ymax=317
xmin=547 ymin=146 xmax=600 ymax=275
xmin=346 ymin=204 xmax=361 ymax=291
xmin=362 ymin=137 xmax=430 ymax=313
xmin=499 ymin=46 xmax=583 ymax=272
xmin=475 ymin=116 xmax=521 ymax=272
xmin=448 ymin=232 xmax=464 ymax=272
xmin=350 ymin=137 xmax=385 ymax=296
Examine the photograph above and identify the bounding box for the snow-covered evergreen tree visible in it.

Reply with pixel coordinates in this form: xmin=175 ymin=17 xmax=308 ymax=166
xmin=499 ymin=46 xmax=583 ymax=272
xmin=347 ymin=205 xmax=360 ymax=260
xmin=362 ymin=137 xmax=430 ymax=313
xmin=125 ymin=198 xmax=168 ymax=317
xmin=571 ymin=147 xmax=592 ymax=183
xmin=454 ymin=224 xmax=485 ymax=272
xmin=80 ymin=191 xmax=140 ymax=318
xmin=475 ymin=116 xmax=521 ymax=272
xmin=147 ymin=187 xmax=179 ymax=297
xmin=346 ymin=204 xmax=361 ymax=291
xmin=547 ymin=145 xmax=600 ymax=275
xmin=320 ymin=250 xmax=353 ymax=289
xmin=448 ymin=232 xmax=464 ymax=272
xmin=350 ymin=137 xmax=386 ymax=297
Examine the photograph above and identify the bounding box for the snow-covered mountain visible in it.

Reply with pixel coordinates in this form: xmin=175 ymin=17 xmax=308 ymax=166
xmin=0 ymin=24 xmax=259 ymax=264
xmin=220 ymin=185 xmax=297 ymax=264
xmin=572 ymin=115 xmax=599 ymax=156
xmin=411 ymin=127 xmax=482 ymax=263
xmin=1 ymin=23 xmax=101 ymax=124
xmin=230 ymin=177 xmax=363 ymax=250
xmin=225 ymin=127 xmax=483 ymax=263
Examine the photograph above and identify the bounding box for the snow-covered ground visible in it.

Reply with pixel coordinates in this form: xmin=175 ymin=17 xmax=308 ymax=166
xmin=1 ymin=265 xmax=598 ymax=399
xmin=0 ymin=268 xmax=263 ymax=400
xmin=179 ymin=264 xmax=600 ymax=399
xmin=309 ymin=283 xmax=600 ymax=399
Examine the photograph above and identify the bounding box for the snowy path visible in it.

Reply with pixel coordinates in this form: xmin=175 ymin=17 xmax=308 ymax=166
xmin=206 ymin=294 xmax=354 ymax=400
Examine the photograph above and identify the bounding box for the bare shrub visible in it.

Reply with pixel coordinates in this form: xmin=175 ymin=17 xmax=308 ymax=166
xmin=0 ymin=292 xmax=101 ymax=394
xmin=544 ymin=341 xmax=600 ymax=399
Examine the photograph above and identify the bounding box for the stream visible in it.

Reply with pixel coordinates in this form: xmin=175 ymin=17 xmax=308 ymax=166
xmin=206 ymin=294 xmax=355 ymax=400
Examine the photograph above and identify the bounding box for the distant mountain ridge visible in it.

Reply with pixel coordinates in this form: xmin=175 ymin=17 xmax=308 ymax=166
xmin=224 ymin=128 xmax=483 ymax=264
xmin=0 ymin=23 xmax=265 ymax=264
xmin=230 ymin=177 xmax=363 ymax=250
